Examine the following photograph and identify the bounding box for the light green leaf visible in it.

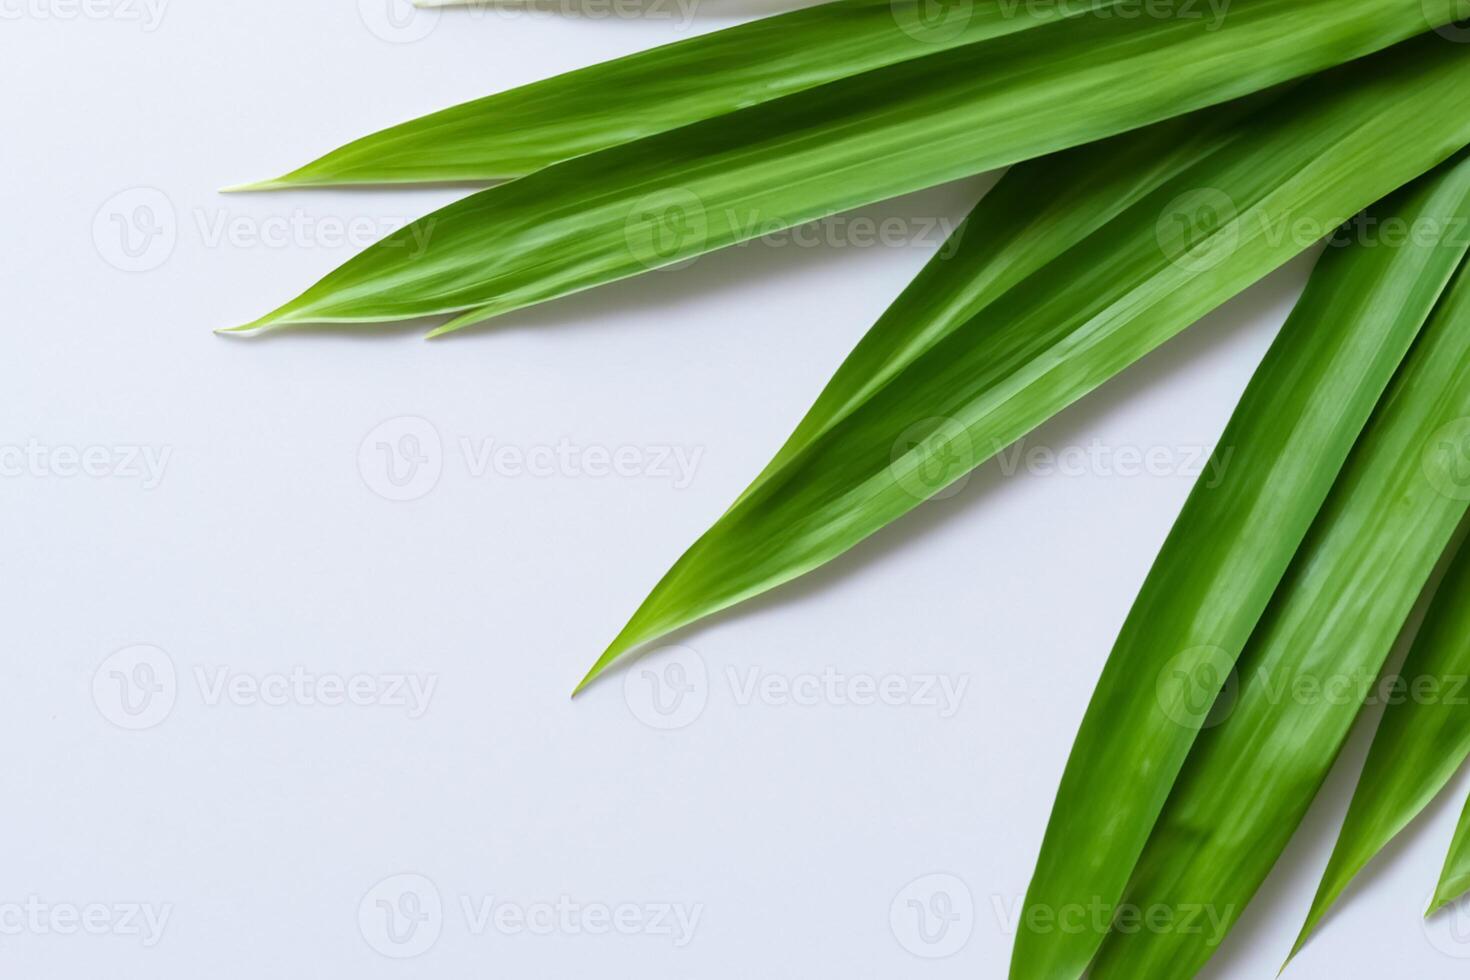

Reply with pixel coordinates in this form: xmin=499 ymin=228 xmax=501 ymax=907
xmin=1433 ymin=770 xmax=1470 ymax=911
xmin=1018 ymin=149 xmax=1470 ymax=980
xmin=573 ymin=32 xmax=1470 ymax=696
xmin=1290 ymin=533 xmax=1470 ymax=954
xmin=1086 ymin=236 xmax=1470 ymax=980
xmin=235 ymin=0 xmax=1121 ymax=189
xmin=740 ymin=91 xmax=1268 ymax=498
xmin=226 ymin=0 xmax=1462 ymax=333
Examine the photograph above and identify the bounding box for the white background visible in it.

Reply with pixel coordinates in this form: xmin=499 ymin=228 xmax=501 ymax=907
xmin=4 ymin=1 xmax=1470 ymax=976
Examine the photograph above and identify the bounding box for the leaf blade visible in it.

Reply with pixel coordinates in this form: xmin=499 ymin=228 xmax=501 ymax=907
xmin=242 ymin=0 xmax=1121 ymax=188
xmin=230 ymin=0 xmax=1464 ymax=333
xmin=577 ymin=33 xmax=1470 ymax=695
xmin=1019 ymin=147 xmax=1470 ymax=980
xmin=1290 ymin=533 xmax=1470 ymax=955
xmin=1432 ymin=782 xmax=1470 ymax=912
xmin=1086 ymin=235 xmax=1470 ymax=980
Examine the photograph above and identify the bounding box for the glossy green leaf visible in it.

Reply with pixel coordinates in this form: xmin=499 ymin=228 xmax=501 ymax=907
xmin=226 ymin=0 xmax=1462 ymax=333
xmin=740 ymin=91 xmax=1269 ymax=498
xmin=1433 ymin=770 xmax=1470 ymax=911
xmin=574 ymin=33 xmax=1470 ymax=696
xmin=1086 ymin=247 xmax=1470 ymax=980
xmin=1290 ymin=534 xmax=1470 ymax=953
xmin=1017 ymin=149 xmax=1470 ymax=980
xmin=235 ymin=0 xmax=1121 ymax=189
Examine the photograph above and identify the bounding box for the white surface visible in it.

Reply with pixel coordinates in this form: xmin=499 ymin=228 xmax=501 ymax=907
xmin=4 ymin=3 xmax=1470 ymax=977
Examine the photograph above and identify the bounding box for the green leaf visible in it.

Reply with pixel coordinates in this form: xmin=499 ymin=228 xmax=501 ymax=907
xmin=1018 ymin=149 xmax=1470 ymax=980
xmin=573 ymin=32 xmax=1470 ymax=696
xmin=1433 ymin=772 xmax=1470 ymax=911
xmin=226 ymin=0 xmax=1462 ymax=333
xmin=1085 ymin=236 xmax=1470 ymax=980
xmin=1289 ymin=533 xmax=1470 ymax=953
xmin=739 ymin=91 xmax=1269 ymax=499
xmin=233 ymin=0 xmax=1122 ymax=189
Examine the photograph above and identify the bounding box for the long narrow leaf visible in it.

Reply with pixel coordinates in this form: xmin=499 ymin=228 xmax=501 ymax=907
xmin=574 ymin=33 xmax=1470 ymax=695
xmin=1017 ymin=149 xmax=1470 ymax=980
xmin=1086 ymin=252 xmax=1470 ymax=980
xmin=226 ymin=0 xmax=1462 ymax=333
xmin=741 ymin=92 xmax=1269 ymax=496
xmin=1434 ymin=777 xmax=1470 ymax=911
xmin=236 ymin=0 xmax=1122 ymax=189
xmin=1291 ymin=534 xmax=1470 ymax=954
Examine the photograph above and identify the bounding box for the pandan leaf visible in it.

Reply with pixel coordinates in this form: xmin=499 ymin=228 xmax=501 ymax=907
xmin=740 ymin=91 xmax=1270 ymax=497
xmin=1291 ymin=532 xmax=1470 ymax=953
xmin=1433 ymin=772 xmax=1470 ymax=912
xmin=1086 ymin=242 xmax=1470 ymax=980
xmin=575 ymin=33 xmax=1470 ymax=697
xmin=1018 ymin=148 xmax=1470 ymax=980
xmin=235 ymin=0 xmax=1123 ymax=189
xmin=226 ymin=0 xmax=1463 ymax=333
